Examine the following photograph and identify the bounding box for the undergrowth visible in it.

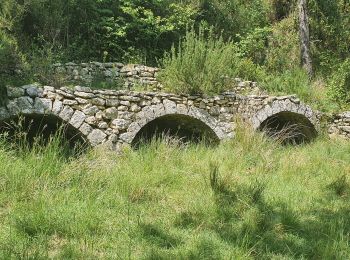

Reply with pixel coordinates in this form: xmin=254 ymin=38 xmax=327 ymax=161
xmin=0 ymin=125 xmax=349 ymax=259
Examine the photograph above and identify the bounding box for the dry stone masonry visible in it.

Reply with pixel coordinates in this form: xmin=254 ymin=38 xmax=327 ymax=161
xmin=2 ymin=61 xmax=349 ymax=148
xmin=52 ymin=62 xmax=162 ymax=90
xmin=52 ymin=62 xmax=261 ymax=94
xmin=0 ymin=83 xmax=325 ymax=150
xmin=328 ymin=112 xmax=350 ymax=139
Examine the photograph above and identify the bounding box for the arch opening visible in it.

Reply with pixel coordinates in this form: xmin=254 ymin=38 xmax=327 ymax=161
xmin=258 ymin=111 xmax=317 ymax=145
xmin=0 ymin=114 xmax=88 ymax=156
xmin=131 ymin=114 xmax=220 ymax=148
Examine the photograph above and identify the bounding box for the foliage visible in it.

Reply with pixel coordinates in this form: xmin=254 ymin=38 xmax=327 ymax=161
xmin=328 ymin=58 xmax=350 ymax=106
xmin=159 ymin=26 xmax=262 ymax=94
xmin=10 ymin=0 xmax=197 ymax=65
xmin=0 ymin=1 xmax=28 ymax=90
xmin=195 ymin=0 xmax=271 ymax=40
xmin=0 ymin=125 xmax=350 ymax=258
xmin=264 ymin=15 xmax=300 ymax=73
xmin=308 ymin=0 xmax=350 ymax=74
xmin=236 ymin=27 xmax=272 ymax=65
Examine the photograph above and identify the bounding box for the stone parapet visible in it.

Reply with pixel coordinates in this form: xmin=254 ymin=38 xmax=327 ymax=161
xmin=1 ymin=84 xmax=325 ymax=150
xmin=51 ymin=62 xmax=260 ymax=94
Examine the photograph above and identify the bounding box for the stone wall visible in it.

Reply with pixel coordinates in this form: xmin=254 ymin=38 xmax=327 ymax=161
xmin=52 ymin=62 xmax=162 ymax=90
xmin=52 ymin=62 xmax=260 ymax=94
xmin=328 ymin=112 xmax=350 ymax=139
xmin=0 ymin=84 xmax=323 ymax=150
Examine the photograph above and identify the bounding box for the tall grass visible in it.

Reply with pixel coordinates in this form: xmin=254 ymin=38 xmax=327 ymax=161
xmin=0 ymin=126 xmax=349 ymax=258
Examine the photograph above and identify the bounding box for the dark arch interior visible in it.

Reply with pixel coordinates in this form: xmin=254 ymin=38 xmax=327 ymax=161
xmin=258 ymin=111 xmax=317 ymax=145
xmin=0 ymin=114 xmax=88 ymax=156
xmin=131 ymin=114 xmax=220 ymax=148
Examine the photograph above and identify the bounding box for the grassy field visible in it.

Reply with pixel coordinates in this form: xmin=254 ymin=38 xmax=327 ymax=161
xmin=0 ymin=126 xmax=349 ymax=259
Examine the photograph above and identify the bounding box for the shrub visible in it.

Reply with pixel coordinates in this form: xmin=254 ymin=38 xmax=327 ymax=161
xmin=264 ymin=15 xmax=300 ymax=73
xmin=0 ymin=30 xmax=28 ymax=81
xmin=328 ymin=58 xmax=350 ymax=106
xmin=236 ymin=27 xmax=272 ymax=65
xmin=158 ymin=26 xmax=261 ymax=95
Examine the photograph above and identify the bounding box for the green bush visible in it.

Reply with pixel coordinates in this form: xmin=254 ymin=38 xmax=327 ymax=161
xmin=328 ymin=58 xmax=350 ymax=105
xmin=159 ymin=27 xmax=261 ymax=95
xmin=0 ymin=30 xmax=27 ymax=78
xmin=264 ymin=15 xmax=300 ymax=73
xmin=236 ymin=27 xmax=272 ymax=65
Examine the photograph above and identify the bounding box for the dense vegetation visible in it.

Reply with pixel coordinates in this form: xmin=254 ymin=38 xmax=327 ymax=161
xmin=1 ymin=1 xmax=350 ymax=258
xmin=1 ymin=0 xmax=350 ymax=108
xmin=0 ymin=126 xmax=350 ymax=259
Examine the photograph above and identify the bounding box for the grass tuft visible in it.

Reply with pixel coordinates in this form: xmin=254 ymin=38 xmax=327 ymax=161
xmin=0 ymin=126 xmax=349 ymax=258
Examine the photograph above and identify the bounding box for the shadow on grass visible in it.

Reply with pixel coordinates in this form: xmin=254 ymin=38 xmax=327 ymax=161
xmin=170 ymin=165 xmax=350 ymax=259
xmin=209 ymin=166 xmax=350 ymax=259
xmin=139 ymin=223 xmax=183 ymax=249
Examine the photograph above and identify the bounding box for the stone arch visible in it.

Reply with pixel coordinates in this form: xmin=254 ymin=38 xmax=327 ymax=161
xmin=0 ymin=97 xmax=89 ymax=148
xmin=119 ymin=100 xmax=229 ymax=146
xmin=251 ymin=99 xmax=318 ymax=144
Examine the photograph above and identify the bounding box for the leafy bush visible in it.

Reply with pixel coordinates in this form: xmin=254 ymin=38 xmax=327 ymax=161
xmin=159 ymin=27 xmax=261 ymax=95
xmin=236 ymin=27 xmax=272 ymax=65
xmin=264 ymin=15 xmax=300 ymax=73
xmin=328 ymin=58 xmax=350 ymax=105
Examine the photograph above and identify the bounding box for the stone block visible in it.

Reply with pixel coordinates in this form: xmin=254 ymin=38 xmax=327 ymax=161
xmin=70 ymin=110 xmax=86 ymax=129
xmin=87 ymin=129 xmax=107 ymax=146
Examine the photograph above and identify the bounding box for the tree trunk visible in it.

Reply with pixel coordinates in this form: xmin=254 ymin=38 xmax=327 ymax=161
xmin=299 ymin=0 xmax=313 ymax=78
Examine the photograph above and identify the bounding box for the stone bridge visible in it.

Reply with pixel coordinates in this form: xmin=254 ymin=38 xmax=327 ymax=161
xmin=0 ymin=84 xmax=322 ymax=150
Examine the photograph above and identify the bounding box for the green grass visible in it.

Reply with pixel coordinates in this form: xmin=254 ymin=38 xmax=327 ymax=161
xmin=0 ymin=127 xmax=349 ymax=259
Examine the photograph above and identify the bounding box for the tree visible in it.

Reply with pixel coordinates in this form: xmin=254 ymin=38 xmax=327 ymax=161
xmin=299 ymin=0 xmax=313 ymax=78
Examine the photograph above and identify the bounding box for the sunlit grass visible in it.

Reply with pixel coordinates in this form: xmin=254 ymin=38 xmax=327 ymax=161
xmin=0 ymin=126 xmax=349 ymax=259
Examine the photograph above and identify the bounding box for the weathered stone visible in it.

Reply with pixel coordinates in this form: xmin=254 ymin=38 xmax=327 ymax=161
xmin=63 ymin=99 xmax=78 ymax=105
xmin=95 ymin=111 xmax=104 ymax=120
xmin=74 ymin=86 xmax=92 ymax=92
xmin=34 ymin=98 xmax=52 ymax=113
xmin=108 ymin=134 xmax=119 ymax=143
xmin=75 ymin=97 xmax=89 ymax=104
xmin=91 ymin=98 xmax=105 ymax=106
xmin=130 ymin=104 xmax=141 ymax=112
xmin=118 ymin=105 xmax=128 ymax=111
xmin=0 ymin=107 xmax=9 ymax=120
xmin=79 ymin=123 xmax=93 ymax=136
xmin=151 ymin=104 xmax=165 ymax=118
xmin=59 ymin=106 xmax=75 ymax=122
xmin=98 ymin=122 xmax=108 ymax=129
xmin=151 ymin=96 xmax=161 ymax=104
xmin=7 ymin=86 xmax=25 ymax=98
xmin=83 ymin=105 xmax=99 ymax=116
xmin=120 ymin=100 xmax=131 ymax=106
xmin=70 ymin=110 xmax=86 ymax=129
xmin=56 ymin=89 xmax=75 ymax=99
xmin=120 ymin=96 xmax=140 ymax=102
xmin=74 ymin=91 xmax=95 ymax=98
xmin=163 ymin=99 xmax=176 ymax=114
xmin=7 ymin=97 xmax=33 ymax=115
xmin=43 ymin=86 xmax=55 ymax=92
xmin=87 ymin=129 xmax=107 ymax=146
xmin=26 ymin=85 xmax=39 ymax=97
xmin=127 ymin=122 xmax=141 ymax=133
xmin=106 ymin=99 xmax=120 ymax=107
xmin=119 ymin=132 xmax=134 ymax=143
xmin=140 ymin=100 xmax=151 ymax=107
xmin=85 ymin=116 xmax=97 ymax=125
xmin=340 ymin=126 xmax=350 ymax=133
xmin=209 ymin=106 xmax=220 ymax=116
xmin=52 ymin=100 xmax=63 ymax=115
xmin=104 ymin=107 xmax=118 ymax=119
xmin=111 ymin=119 xmax=131 ymax=130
